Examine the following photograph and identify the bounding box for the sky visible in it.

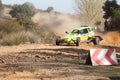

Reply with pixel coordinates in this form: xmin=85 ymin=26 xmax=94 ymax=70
xmin=2 ymin=0 xmax=76 ymax=14
xmin=2 ymin=0 xmax=120 ymax=14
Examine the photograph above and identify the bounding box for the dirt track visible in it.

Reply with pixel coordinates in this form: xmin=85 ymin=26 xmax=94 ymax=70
xmin=0 ymin=44 xmax=120 ymax=80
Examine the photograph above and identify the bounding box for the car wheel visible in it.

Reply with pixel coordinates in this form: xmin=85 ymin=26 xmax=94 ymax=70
xmin=56 ymin=37 xmax=60 ymax=45
xmin=76 ymin=37 xmax=80 ymax=46
xmin=93 ymin=37 xmax=100 ymax=45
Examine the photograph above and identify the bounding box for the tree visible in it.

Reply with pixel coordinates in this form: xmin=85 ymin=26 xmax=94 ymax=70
xmin=10 ymin=2 xmax=34 ymax=18
xmin=103 ymin=0 xmax=119 ymax=19
xmin=23 ymin=2 xmax=35 ymax=9
xmin=46 ymin=7 xmax=54 ymax=13
xmin=75 ymin=0 xmax=105 ymax=25
xmin=9 ymin=2 xmax=35 ymax=31
xmin=23 ymin=2 xmax=36 ymax=14
xmin=16 ymin=13 xmax=34 ymax=31
xmin=103 ymin=0 xmax=120 ymax=31
xmin=0 ymin=0 xmax=3 ymax=11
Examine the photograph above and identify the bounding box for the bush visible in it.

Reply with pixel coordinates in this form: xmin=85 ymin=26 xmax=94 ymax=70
xmin=16 ymin=13 xmax=34 ymax=31
xmin=1 ymin=31 xmax=38 ymax=45
xmin=10 ymin=3 xmax=34 ymax=18
xmin=0 ymin=19 xmax=24 ymax=34
xmin=46 ymin=7 xmax=54 ymax=13
xmin=1 ymin=32 xmax=26 ymax=45
xmin=42 ymin=31 xmax=56 ymax=43
xmin=0 ymin=19 xmax=56 ymax=46
xmin=30 ymin=27 xmax=56 ymax=44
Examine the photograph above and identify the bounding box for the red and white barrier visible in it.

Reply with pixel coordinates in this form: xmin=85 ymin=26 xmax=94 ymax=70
xmin=90 ymin=49 xmax=118 ymax=66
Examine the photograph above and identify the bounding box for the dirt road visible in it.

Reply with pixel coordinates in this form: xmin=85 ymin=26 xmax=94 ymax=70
xmin=0 ymin=44 xmax=120 ymax=80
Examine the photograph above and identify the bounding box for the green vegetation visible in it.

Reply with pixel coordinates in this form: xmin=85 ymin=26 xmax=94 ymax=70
xmin=46 ymin=7 xmax=54 ymax=13
xmin=0 ymin=20 xmax=56 ymax=46
xmin=9 ymin=2 xmax=35 ymax=31
xmin=103 ymin=0 xmax=120 ymax=31
xmin=0 ymin=2 xmax=56 ymax=46
xmin=75 ymin=0 xmax=120 ymax=32
xmin=16 ymin=13 xmax=34 ymax=31
xmin=103 ymin=0 xmax=119 ymax=19
xmin=0 ymin=0 xmax=3 ymax=11
xmin=75 ymin=0 xmax=105 ymax=25
xmin=9 ymin=2 xmax=34 ymax=18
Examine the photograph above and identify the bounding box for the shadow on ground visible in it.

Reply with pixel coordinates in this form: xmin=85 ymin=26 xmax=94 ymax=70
xmin=109 ymin=77 xmax=120 ymax=80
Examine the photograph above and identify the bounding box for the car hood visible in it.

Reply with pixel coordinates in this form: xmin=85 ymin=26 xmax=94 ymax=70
xmin=65 ymin=33 xmax=78 ymax=39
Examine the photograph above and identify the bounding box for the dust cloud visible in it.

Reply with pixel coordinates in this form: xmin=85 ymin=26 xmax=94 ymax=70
xmin=100 ymin=31 xmax=120 ymax=45
xmin=32 ymin=11 xmax=81 ymax=37
xmin=32 ymin=11 xmax=120 ymax=45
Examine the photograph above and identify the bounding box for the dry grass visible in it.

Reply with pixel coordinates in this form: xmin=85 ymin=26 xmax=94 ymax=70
xmin=1 ymin=31 xmax=39 ymax=45
xmin=100 ymin=31 xmax=120 ymax=46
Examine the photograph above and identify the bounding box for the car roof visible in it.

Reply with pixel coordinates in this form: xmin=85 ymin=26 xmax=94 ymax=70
xmin=74 ymin=25 xmax=93 ymax=30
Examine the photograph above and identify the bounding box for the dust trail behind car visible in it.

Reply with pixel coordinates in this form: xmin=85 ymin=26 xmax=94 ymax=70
xmin=100 ymin=31 xmax=120 ymax=46
xmin=32 ymin=11 xmax=82 ymax=37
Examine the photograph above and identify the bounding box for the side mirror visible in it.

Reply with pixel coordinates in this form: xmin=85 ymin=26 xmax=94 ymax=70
xmin=65 ymin=31 xmax=69 ymax=34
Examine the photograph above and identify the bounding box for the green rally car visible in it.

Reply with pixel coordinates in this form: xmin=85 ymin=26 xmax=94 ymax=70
xmin=56 ymin=25 xmax=102 ymax=46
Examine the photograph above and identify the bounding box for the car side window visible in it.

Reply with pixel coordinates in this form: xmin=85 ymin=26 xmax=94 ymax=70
xmin=80 ymin=29 xmax=88 ymax=34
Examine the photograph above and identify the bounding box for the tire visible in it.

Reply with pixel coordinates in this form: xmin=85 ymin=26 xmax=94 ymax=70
xmin=56 ymin=37 xmax=60 ymax=45
xmin=76 ymin=37 xmax=80 ymax=46
xmin=93 ymin=37 xmax=100 ymax=45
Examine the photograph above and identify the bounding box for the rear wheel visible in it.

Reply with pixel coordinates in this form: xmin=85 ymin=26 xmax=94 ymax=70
xmin=56 ymin=37 xmax=60 ymax=45
xmin=76 ymin=37 xmax=80 ymax=46
xmin=93 ymin=37 xmax=100 ymax=45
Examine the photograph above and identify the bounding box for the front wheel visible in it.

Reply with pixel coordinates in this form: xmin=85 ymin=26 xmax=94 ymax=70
xmin=76 ymin=37 xmax=80 ymax=46
xmin=93 ymin=37 xmax=100 ymax=45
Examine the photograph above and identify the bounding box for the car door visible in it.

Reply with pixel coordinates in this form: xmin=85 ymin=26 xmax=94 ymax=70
xmin=79 ymin=28 xmax=89 ymax=42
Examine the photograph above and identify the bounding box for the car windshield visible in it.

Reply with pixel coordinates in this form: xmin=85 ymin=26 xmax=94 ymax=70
xmin=71 ymin=28 xmax=88 ymax=34
xmin=80 ymin=29 xmax=88 ymax=34
xmin=71 ymin=29 xmax=79 ymax=33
